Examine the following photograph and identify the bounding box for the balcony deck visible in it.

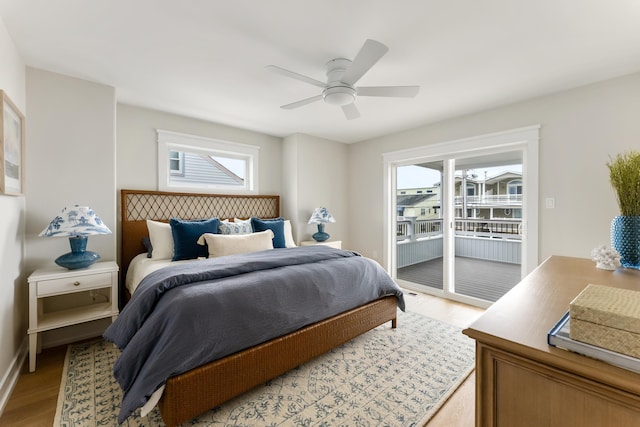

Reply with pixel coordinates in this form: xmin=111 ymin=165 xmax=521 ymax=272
xmin=397 ymin=256 xmax=521 ymax=302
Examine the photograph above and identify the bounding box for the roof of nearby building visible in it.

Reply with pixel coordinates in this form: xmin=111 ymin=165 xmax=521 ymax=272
xmin=484 ymin=171 xmax=522 ymax=185
xmin=397 ymin=193 xmax=438 ymax=207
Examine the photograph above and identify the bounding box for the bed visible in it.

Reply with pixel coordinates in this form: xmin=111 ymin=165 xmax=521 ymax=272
xmin=111 ymin=189 xmax=404 ymax=427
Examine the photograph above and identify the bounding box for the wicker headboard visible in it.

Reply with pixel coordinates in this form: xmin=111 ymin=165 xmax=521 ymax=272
xmin=120 ymin=189 xmax=280 ymax=298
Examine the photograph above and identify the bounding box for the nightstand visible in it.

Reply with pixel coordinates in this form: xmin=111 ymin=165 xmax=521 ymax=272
xmin=300 ymin=240 xmax=342 ymax=249
xmin=27 ymin=261 xmax=119 ymax=372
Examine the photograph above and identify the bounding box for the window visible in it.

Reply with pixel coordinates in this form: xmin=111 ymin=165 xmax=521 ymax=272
xmin=169 ymin=151 xmax=184 ymax=176
xmin=157 ymin=130 xmax=259 ymax=194
xmin=466 ymin=183 xmax=475 ymax=196
xmin=508 ymin=179 xmax=522 ymax=196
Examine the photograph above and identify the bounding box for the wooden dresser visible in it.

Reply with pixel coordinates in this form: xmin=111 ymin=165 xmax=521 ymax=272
xmin=463 ymin=255 xmax=640 ymax=426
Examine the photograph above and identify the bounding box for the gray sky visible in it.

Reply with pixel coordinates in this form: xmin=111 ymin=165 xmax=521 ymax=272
xmin=397 ymin=164 xmax=522 ymax=189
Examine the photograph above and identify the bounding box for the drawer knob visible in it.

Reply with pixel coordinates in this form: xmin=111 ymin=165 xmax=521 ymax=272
xmin=73 ymin=281 xmax=81 ymax=286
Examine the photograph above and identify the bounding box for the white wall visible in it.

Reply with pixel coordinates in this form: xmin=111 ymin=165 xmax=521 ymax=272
xmin=0 ymin=15 xmax=26 ymax=415
xmin=281 ymin=134 xmax=299 ymax=240
xmin=348 ymin=72 xmax=640 ymax=265
xmin=281 ymin=133 xmax=347 ymax=245
xmin=25 ymin=67 xmax=117 ymax=346
xmin=116 ymin=103 xmax=282 ymax=195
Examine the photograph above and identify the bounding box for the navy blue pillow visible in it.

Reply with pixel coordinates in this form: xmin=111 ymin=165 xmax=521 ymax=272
xmin=250 ymin=217 xmax=286 ymax=248
xmin=142 ymin=237 xmax=153 ymax=258
xmin=170 ymin=217 xmax=220 ymax=261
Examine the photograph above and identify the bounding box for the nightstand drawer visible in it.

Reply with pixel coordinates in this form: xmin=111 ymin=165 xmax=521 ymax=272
xmin=37 ymin=272 xmax=113 ymax=296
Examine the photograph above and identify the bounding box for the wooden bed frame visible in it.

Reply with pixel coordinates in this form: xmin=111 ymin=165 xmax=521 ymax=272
xmin=120 ymin=189 xmax=398 ymax=426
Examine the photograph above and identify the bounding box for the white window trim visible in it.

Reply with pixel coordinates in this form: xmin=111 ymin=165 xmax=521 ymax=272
xmin=157 ymin=129 xmax=260 ymax=194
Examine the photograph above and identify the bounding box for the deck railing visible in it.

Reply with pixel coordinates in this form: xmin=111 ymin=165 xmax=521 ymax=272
xmin=396 ymin=218 xmax=443 ymax=241
xmin=454 ymin=194 xmax=523 ymax=205
xmin=397 ymin=218 xmax=521 ymax=241
xmin=396 ymin=217 xmax=522 ymax=268
xmin=454 ymin=218 xmax=521 ymax=240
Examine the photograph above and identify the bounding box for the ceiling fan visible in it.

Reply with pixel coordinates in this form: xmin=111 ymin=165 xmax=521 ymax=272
xmin=266 ymin=39 xmax=420 ymax=120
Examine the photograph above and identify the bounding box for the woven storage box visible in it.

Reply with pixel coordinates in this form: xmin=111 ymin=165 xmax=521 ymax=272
xmin=569 ymin=284 xmax=640 ymax=358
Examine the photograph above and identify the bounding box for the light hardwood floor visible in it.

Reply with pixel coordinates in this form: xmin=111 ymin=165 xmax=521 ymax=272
xmin=0 ymin=291 xmax=484 ymax=426
xmin=403 ymin=291 xmax=485 ymax=427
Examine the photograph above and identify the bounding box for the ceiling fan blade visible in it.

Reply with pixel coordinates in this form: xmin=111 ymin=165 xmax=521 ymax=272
xmin=357 ymin=86 xmax=420 ymax=97
xmin=281 ymin=94 xmax=323 ymax=110
xmin=265 ymin=65 xmax=326 ymax=88
xmin=342 ymin=103 xmax=360 ymax=120
xmin=341 ymin=39 xmax=389 ymax=86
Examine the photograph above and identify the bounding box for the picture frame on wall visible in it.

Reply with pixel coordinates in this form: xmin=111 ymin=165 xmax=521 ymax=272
xmin=0 ymin=90 xmax=25 ymax=196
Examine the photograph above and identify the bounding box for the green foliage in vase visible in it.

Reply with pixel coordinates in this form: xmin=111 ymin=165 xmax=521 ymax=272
xmin=607 ymin=150 xmax=640 ymax=216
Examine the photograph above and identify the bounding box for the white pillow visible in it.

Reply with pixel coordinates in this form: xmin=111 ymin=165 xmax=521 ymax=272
xmin=146 ymin=219 xmax=174 ymax=259
xmin=197 ymin=230 xmax=274 ymax=257
xmin=283 ymin=220 xmax=297 ymax=248
xmin=232 ymin=217 xmax=296 ymax=247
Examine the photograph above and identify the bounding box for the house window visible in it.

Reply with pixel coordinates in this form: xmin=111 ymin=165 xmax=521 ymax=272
xmin=508 ymin=180 xmax=522 ymax=196
xmin=466 ymin=183 xmax=475 ymax=196
xmin=157 ymin=130 xmax=259 ymax=194
xmin=169 ymin=151 xmax=184 ymax=176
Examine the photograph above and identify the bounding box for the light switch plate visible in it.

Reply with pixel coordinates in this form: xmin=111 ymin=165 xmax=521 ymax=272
xmin=545 ymin=198 xmax=555 ymax=209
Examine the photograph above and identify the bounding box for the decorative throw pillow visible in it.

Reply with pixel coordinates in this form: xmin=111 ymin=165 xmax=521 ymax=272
xmin=146 ymin=220 xmax=173 ymax=260
xmin=197 ymin=230 xmax=274 ymax=257
xmin=250 ymin=217 xmax=286 ymax=248
xmin=170 ymin=217 xmax=220 ymax=261
xmin=219 ymin=218 xmax=253 ymax=235
xmin=142 ymin=237 xmax=153 ymax=258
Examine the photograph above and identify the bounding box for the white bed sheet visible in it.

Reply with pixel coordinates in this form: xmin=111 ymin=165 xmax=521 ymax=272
xmin=126 ymin=253 xmax=199 ymax=295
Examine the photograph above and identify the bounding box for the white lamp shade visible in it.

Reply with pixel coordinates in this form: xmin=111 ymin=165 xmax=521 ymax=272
xmin=39 ymin=206 xmax=112 ymax=237
xmin=308 ymin=207 xmax=336 ymax=224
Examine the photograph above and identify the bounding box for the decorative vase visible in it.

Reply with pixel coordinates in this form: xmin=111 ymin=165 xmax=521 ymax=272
xmin=312 ymin=223 xmax=330 ymax=242
xmin=55 ymin=236 xmax=101 ymax=270
xmin=611 ymin=216 xmax=640 ymax=269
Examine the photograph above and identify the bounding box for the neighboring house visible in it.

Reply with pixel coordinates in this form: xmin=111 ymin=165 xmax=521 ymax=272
xmin=397 ymin=187 xmax=440 ymax=219
xmin=455 ymin=171 xmax=523 ymax=219
xmin=169 ymin=151 xmax=244 ymax=187
xmin=398 ymin=171 xmax=523 ymax=220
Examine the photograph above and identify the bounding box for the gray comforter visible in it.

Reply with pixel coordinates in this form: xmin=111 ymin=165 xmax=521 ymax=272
xmin=103 ymin=246 xmax=404 ymax=423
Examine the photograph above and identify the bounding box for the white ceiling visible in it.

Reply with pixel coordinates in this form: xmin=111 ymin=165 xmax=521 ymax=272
xmin=1 ymin=1 xmax=640 ymax=144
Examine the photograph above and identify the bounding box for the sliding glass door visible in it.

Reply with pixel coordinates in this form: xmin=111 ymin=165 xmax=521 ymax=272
xmin=395 ymin=162 xmax=445 ymax=294
xmin=451 ymin=156 xmax=523 ymax=303
xmin=384 ymin=126 xmax=539 ymax=308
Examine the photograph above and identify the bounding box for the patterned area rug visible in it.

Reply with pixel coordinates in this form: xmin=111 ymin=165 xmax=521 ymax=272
xmin=54 ymin=310 xmax=475 ymax=426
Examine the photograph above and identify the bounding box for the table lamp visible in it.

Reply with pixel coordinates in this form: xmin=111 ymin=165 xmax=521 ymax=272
xmin=308 ymin=207 xmax=336 ymax=242
xmin=39 ymin=205 xmax=112 ymax=270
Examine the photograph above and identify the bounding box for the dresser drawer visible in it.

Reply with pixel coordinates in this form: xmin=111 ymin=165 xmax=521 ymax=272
xmin=36 ymin=272 xmax=113 ymax=296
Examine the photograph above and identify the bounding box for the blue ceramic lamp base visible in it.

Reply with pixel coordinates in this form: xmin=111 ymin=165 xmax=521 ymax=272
xmin=55 ymin=236 xmax=101 ymax=270
xmin=312 ymin=223 xmax=330 ymax=242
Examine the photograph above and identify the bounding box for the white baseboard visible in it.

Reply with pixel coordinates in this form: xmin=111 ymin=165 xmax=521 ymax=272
xmin=0 ymin=320 xmax=109 ymax=418
xmin=0 ymin=337 xmax=28 ymax=418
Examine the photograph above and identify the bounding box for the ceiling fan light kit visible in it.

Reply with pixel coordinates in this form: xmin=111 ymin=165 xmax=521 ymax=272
xmin=267 ymin=39 xmax=420 ymax=119
xmin=323 ymin=86 xmax=356 ymax=106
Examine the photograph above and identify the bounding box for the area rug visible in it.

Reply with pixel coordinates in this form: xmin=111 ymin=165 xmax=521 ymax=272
xmin=54 ymin=310 xmax=475 ymax=426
